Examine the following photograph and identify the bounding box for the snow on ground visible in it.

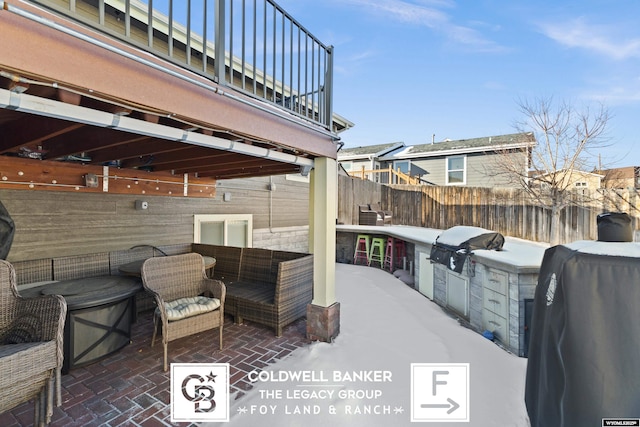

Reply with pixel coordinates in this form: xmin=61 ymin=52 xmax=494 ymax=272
xmin=217 ymin=263 xmax=530 ymax=427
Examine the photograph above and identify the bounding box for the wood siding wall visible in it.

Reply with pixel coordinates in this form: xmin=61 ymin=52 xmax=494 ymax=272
xmin=409 ymin=151 xmax=526 ymax=187
xmin=339 ymin=175 xmax=640 ymax=244
xmin=1 ymin=175 xmax=309 ymax=261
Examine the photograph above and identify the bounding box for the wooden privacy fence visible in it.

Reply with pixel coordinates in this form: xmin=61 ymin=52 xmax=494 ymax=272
xmin=338 ymin=175 xmax=640 ymax=243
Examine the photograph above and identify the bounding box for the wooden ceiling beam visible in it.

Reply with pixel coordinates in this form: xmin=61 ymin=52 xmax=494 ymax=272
xmin=184 ymin=160 xmax=297 ymax=177
xmin=143 ymin=152 xmax=257 ymax=172
xmin=56 ymin=89 xmax=81 ymax=105
xmin=0 ymin=115 xmax=84 ymax=153
xmin=198 ymin=164 xmax=300 ymax=179
xmin=168 ymin=155 xmax=270 ymax=174
xmin=118 ymin=146 xmax=227 ymax=169
xmin=42 ymin=127 xmax=150 ymax=159
xmin=87 ymin=139 xmax=191 ymax=163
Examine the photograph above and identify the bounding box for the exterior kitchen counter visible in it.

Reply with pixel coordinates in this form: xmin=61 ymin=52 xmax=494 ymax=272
xmin=337 ymin=224 xmax=549 ymax=356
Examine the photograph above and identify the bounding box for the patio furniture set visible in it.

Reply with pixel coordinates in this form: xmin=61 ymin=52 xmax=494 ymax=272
xmin=1 ymin=242 xmax=313 ymax=420
xmin=358 ymin=203 xmax=392 ymax=226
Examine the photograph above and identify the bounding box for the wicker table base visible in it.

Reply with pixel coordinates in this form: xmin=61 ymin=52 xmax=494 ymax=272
xmin=40 ymin=276 xmax=142 ymax=373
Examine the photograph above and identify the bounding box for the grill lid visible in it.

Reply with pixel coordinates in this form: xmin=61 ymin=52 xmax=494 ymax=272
xmin=430 ymin=226 xmax=504 ymax=273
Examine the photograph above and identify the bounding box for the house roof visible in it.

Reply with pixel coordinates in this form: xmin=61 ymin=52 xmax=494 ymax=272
xmin=534 ymin=169 xmax=605 ymax=179
xmin=596 ymin=166 xmax=637 ymax=179
xmin=380 ymin=132 xmax=536 ymax=160
xmin=337 ymin=142 xmax=405 ymax=160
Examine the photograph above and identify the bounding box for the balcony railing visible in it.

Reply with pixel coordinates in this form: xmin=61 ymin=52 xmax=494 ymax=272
xmin=348 ymin=166 xmax=422 ymax=185
xmin=29 ymin=0 xmax=333 ymax=129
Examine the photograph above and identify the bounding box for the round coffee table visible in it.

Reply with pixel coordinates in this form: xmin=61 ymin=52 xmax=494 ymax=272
xmin=41 ymin=275 xmax=142 ymax=373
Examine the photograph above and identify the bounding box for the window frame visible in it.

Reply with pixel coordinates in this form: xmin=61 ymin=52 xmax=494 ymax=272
xmin=445 ymin=155 xmax=467 ymax=185
xmin=392 ymin=160 xmax=411 ymax=184
xmin=193 ymin=214 xmax=253 ymax=247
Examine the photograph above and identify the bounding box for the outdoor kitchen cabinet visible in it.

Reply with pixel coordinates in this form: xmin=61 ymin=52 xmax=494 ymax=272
xmin=481 ymin=268 xmax=509 ymax=346
xmin=434 ymin=255 xmax=539 ymax=357
xmin=470 ymin=260 xmax=539 ymax=357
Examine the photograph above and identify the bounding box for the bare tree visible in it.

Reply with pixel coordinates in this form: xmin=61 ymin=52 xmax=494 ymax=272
xmin=493 ymin=96 xmax=611 ymax=245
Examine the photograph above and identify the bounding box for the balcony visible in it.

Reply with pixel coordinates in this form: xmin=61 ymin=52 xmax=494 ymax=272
xmin=0 ymin=0 xmax=350 ymax=188
xmin=32 ymin=0 xmax=334 ymax=128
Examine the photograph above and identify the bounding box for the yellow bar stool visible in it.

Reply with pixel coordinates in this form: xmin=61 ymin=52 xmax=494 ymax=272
xmin=369 ymin=237 xmax=386 ymax=268
xmin=353 ymin=234 xmax=371 ymax=265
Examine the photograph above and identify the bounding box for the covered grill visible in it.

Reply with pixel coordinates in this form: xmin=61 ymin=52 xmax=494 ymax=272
xmin=430 ymin=226 xmax=504 ymax=273
xmin=525 ymin=240 xmax=640 ymax=426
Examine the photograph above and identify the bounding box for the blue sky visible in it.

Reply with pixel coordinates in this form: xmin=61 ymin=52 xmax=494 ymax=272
xmin=275 ymin=0 xmax=640 ymax=168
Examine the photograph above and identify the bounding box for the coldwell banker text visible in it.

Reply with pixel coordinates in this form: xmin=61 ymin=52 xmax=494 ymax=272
xmin=247 ymin=370 xmax=393 ymax=383
xmin=235 ymin=369 xmax=402 ymax=418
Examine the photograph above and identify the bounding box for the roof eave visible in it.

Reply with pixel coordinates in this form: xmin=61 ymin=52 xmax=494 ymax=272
xmin=379 ymin=142 xmax=535 ymax=160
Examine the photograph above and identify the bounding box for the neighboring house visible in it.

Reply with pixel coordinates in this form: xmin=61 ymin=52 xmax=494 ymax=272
xmin=532 ymin=169 xmax=604 ymax=190
xmin=339 ymin=132 xmax=536 ymax=187
xmin=596 ymin=166 xmax=640 ymax=189
xmin=337 ymin=142 xmax=406 ymax=182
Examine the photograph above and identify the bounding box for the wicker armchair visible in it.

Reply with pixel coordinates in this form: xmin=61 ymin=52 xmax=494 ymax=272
xmin=0 ymin=260 xmax=66 ymax=426
xmin=358 ymin=204 xmax=392 ymax=226
xmin=141 ymin=253 xmax=226 ymax=371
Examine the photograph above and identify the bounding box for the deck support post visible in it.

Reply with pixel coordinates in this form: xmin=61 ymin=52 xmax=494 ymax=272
xmin=307 ymin=157 xmax=340 ymax=342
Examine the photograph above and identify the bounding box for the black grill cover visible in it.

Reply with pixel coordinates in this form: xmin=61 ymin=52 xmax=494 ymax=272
xmin=525 ymin=242 xmax=640 ymax=426
xmin=0 ymin=200 xmax=14 ymax=260
xmin=430 ymin=226 xmax=504 ymax=273
xmin=597 ymin=212 xmax=633 ymax=242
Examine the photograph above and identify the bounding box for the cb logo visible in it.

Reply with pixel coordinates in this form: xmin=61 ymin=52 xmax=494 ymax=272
xmin=181 ymin=373 xmax=217 ymax=413
xmin=171 ymin=363 xmax=230 ymax=422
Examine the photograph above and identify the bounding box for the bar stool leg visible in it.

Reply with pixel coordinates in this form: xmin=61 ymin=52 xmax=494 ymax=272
xmin=369 ymin=237 xmax=386 ymax=268
xmin=395 ymin=239 xmax=407 ymax=269
xmin=383 ymin=237 xmax=394 ymax=272
xmin=353 ymin=234 xmax=371 ymax=265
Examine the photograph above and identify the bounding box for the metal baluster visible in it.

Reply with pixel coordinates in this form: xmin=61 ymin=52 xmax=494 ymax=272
xmin=186 ymin=0 xmax=192 ymax=66
xmin=148 ymin=0 xmax=154 ymax=48
xmin=202 ymin=0 xmax=208 ymax=73
xmin=229 ymin=0 xmax=234 ymax=86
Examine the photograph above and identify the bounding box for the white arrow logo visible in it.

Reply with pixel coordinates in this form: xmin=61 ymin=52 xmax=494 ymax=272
xmin=421 ymin=398 xmax=460 ymax=414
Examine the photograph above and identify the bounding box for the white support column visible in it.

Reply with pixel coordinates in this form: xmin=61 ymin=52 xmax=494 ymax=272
xmin=307 ymin=157 xmax=340 ymax=341
xmin=310 ymin=157 xmax=337 ymax=306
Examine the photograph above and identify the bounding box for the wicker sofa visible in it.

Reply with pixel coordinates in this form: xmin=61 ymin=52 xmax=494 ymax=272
xmin=192 ymin=244 xmax=314 ymax=336
xmin=14 ymin=243 xmax=314 ymax=338
xmin=358 ymin=204 xmax=392 ymax=226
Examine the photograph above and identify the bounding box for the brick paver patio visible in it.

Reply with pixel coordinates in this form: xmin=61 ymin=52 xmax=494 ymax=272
xmin=0 ymin=311 xmax=310 ymax=426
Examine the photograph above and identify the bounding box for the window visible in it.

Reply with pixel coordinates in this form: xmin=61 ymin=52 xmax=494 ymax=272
xmin=392 ymin=160 xmax=411 ymax=184
xmin=446 ymin=155 xmax=466 ymax=185
xmin=341 ymin=161 xmax=353 ymax=171
xmin=194 ymin=214 xmax=253 ymax=247
xmin=575 ymin=182 xmax=588 ymax=188
xmin=393 ymin=160 xmax=410 ymax=174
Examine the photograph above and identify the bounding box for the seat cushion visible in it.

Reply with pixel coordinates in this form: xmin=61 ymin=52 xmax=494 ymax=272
xmin=226 ymin=281 xmax=275 ymax=305
xmin=157 ymin=296 xmax=221 ymax=321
